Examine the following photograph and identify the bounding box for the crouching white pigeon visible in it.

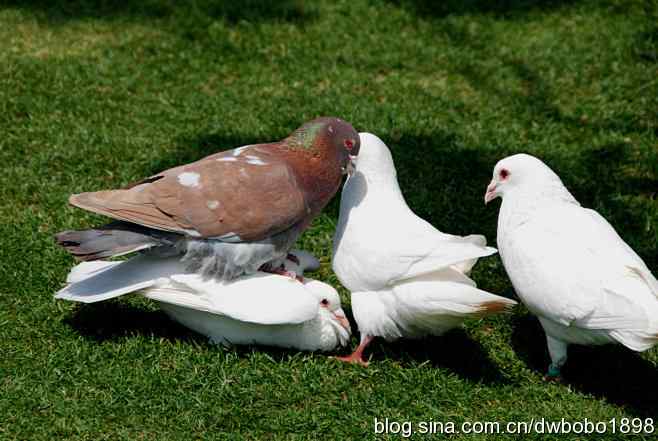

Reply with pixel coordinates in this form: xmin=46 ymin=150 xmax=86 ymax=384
xmin=56 ymin=250 xmax=351 ymax=351
xmin=485 ymin=153 xmax=658 ymax=378
xmin=331 ymin=133 xmax=517 ymax=366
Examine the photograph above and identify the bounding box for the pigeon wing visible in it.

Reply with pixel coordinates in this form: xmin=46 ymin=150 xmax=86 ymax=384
xmin=155 ymin=273 xmax=320 ymax=325
xmin=387 ymin=216 xmax=496 ymax=284
xmin=69 ymin=145 xmax=309 ymax=242
xmin=507 ymin=204 xmax=655 ymax=332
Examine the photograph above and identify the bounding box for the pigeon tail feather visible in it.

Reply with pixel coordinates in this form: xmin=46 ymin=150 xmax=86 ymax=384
xmin=475 ymin=299 xmax=517 ymax=316
xmin=55 ymin=221 xmax=180 ymax=261
xmin=55 ymin=254 xmax=185 ymax=303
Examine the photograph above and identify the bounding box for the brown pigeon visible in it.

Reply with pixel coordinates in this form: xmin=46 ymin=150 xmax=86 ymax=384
xmin=55 ymin=117 xmax=360 ymax=280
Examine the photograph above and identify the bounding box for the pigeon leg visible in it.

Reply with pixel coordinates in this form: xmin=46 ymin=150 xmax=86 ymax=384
xmin=545 ymin=334 xmax=568 ymax=381
xmin=335 ymin=335 xmax=374 ymax=367
xmin=259 ymin=262 xmax=303 ymax=282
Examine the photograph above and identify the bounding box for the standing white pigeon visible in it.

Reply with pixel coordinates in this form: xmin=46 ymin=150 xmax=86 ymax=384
xmin=56 ymin=250 xmax=351 ymax=352
xmin=332 ymin=133 xmax=516 ymax=366
xmin=485 ymin=153 xmax=658 ymax=378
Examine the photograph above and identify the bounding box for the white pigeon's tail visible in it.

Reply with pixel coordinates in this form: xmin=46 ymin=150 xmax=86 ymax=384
xmin=55 ymin=248 xmax=319 ymax=305
xmin=55 ymin=254 xmax=185 ymax=303
xmin=394 ymin=270 xmax=517 ymax=337
xmin=351 ymin=268 xmax=517 ymax=341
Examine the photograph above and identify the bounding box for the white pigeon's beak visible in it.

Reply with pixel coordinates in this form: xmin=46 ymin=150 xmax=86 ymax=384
xmin=484 ymin=180 xmax=498 ymax=204
xmin=346 ymin=155 xmax=357 ymax=176
xmin=332 ymin=309 xmax=351 ymax=332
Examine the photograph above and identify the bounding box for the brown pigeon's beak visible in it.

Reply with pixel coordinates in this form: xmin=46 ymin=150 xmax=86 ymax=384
xmin=333 ymin=311 xmax=351 ymax=331
xmin=484 ymin=180 xmax=498 ymax=204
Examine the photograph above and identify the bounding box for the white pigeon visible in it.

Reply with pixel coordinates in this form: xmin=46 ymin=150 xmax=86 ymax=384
xmin=332 ymin=133 xmax=517 ymax=366
xmin=56 ymin=250 xmax=351 ymax=352
xmin=486 ymin=153 xmax=658 ymax=378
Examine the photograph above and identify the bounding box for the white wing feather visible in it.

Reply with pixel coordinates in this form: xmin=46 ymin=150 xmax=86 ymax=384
xmin=65 ymin=260 xmax=119 ymax=284
xmin=152 ymin=273 xmax=319 ymax=325
xmin=55 ymin=254 xmax=183 ymax=303
xmin=395 ymin=229 xmax=497 ymax=282
xmin=335 ymin=201 xmax=496 ymax=291
xmin=56 ymin=250 xmax=321 ymax=326
xmin=506 ymin=204 xmax=658 ymax=334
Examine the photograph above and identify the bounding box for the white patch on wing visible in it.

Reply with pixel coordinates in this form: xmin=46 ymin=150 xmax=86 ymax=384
xmin=207 ymin=200 xmax=220 ymax=210
xmin=328 ymin=125 xmax=334 ymax=133
xmin=232 ymin=145 xmax=250 ymax=157
xmin=246 ymin=155 xmax=267 ymax=166
xmin=213 ymin=232 xmax=242 ymax=242
xmin=177 ymin=172 xmax=201 ymax=187
xmin=183 ymin=228 xmax=201 ymax=237
xmin=216 ymin=157 xmax=237 ymax=162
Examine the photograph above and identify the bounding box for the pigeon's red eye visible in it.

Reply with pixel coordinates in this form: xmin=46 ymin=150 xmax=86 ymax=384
xmin=344 ymin=139 xmax=355 ymax=151
xmin=320 ymin=299 xmax=329 ymax=306
xmin=499 ymin=169 xmax=510 ymax=180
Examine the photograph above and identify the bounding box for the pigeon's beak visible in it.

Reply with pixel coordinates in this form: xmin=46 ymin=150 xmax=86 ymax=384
xmin=332 ymin=309 xmax=351 ymax=332
xmin=346 ymin=155 xmax=357 ymax=176
xmin=484 ymin=180 xmax=498 ymax=204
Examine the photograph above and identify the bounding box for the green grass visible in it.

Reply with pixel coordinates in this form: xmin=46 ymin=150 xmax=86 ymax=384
xmin=1 ymin=0 xmax=657 ymax=439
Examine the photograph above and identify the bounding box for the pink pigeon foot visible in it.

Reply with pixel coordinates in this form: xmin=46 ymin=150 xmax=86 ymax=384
xmin=334 ymin=335 xmax=374 ymax=367
xmin=259 ymin=263 xmax=304 ymax=282
xmin=543 ymin=373 xmax=565 ymax=384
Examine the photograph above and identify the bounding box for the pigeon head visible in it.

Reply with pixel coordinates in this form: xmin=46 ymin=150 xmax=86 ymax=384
xmin=485 ymin=153 xmax=565 ymax=204
xmin=285 ymin=117 xmax=360 ymax=174
xmin=352 ymin=132 xmax=397 ymax=180
xmin=303 ymin=279 xmax=351 ymax=347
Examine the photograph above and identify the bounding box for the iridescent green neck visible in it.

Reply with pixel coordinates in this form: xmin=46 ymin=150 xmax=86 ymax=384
xmin=285 ymin=121 xmax=325 ymax=150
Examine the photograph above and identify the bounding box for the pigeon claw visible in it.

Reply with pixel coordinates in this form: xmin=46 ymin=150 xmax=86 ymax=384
xmin=543 ymin=374 xmax=565 ymax=384
xmin=334 ymin=335 xmax=374 ymax=367
xmin=260 ymin=263 xmax=304 ymax=282
xmin=334 ymin=353 xmax=369 ymax=367
xmin=543 ymin=365 xmax=564 ymax=383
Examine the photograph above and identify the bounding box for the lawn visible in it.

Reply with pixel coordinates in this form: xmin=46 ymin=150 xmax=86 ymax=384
xmin=1 ymin=0 xmax=657 ymax=439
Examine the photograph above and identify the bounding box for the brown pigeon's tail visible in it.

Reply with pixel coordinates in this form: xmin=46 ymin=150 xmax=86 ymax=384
xmin=55 ymin=222 xmax=181 ymax=261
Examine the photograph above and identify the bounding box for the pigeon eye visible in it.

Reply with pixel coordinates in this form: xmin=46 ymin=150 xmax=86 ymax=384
xmin=344 ymin=139 xmax=355 ymax=151
xmin=320 ymin=299 xmax=329 ymax=306
xmin=499 ymin=169 xmax=510 ymax=180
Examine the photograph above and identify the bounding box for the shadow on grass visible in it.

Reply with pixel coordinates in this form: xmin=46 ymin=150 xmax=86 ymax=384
xmin=65 ymin=300 xmax=339 ymax=363
xmin=365 ymin=329 xmax=509 ymax=385
xmin=450 ymin=53 xmax=656 ymax=137
xmin=3 ymin=0 xmax=315 ymax=24
xmin=636 ymin=24 xmax=658 ymax=63
xmin=65 ymin=300 xmax=204 ymax=343
xmin=386 ymin=0 xmax=584 ymax=19
xmin=385 ymin=4 xmax=657 ymax=139
xmin=511 ymin=314 xmax=658 ymax=418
